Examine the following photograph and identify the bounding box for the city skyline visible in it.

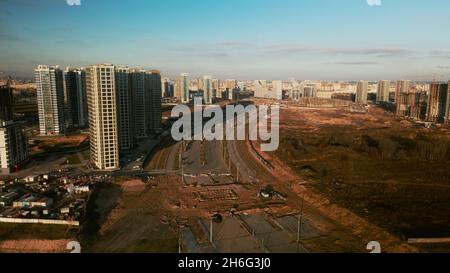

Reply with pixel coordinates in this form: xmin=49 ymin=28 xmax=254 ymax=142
xmin=0 ymin=0 xmax=450 ymax=80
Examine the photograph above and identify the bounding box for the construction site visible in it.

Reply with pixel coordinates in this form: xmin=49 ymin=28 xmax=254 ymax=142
xmin=3 ymin=98 xmax=448 ymax=253
xmin=74 ymin=97 xmax=450 ymax=253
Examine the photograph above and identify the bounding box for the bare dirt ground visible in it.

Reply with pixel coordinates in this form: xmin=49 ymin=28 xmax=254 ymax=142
xmin=0 ymin=239 xmax=71 ymax=253
xmin=255 ymin=103 xmax=450 ymax=252
xmin=85 ymin=176 xmax=264 ymax=253
xmin=0 ymin=223 xmax=78 ymax=253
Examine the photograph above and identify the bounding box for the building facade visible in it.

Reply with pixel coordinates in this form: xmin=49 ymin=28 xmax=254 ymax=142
xmin=272 ymin=80 xmax=283 ymax=100
xmin=395 ymin=80 xmax=410 ymax=116
xmin=180 ymin=73 xmax=190 ymax=103
xmin=64 ymin=68 xmax=88 ymax=128
xmin=145 ymin=70 xmax=162 ymax=133
xmin=355 ymin=81 xmax=368 ymax=105
xmin=427 ymin=82 xmax=449 ymax=123
xmin=35 ymin=65 xmax=66 ymax=135
xmin=115 ymin=66 xmax=133 ymax=150
xmin=254 ymin=80 xmax=267 ymax=98
xmin=85 ymin=64 xmax=120 ymax=170
xmin=130 ymin=69 xmax=147 ymax=138
xmin=0 ymin=84 xmax=28 ymax=174
xmin=203 ymin=76 xmax=213 ymax=104
xmin=376 ymin=80 xmax=390 ymax=103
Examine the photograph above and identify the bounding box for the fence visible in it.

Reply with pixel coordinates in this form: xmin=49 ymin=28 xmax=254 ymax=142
xmin=0 ymin=217 xmax=79 ymax=226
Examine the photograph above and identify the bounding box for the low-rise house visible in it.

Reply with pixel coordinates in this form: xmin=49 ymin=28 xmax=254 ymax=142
xmin=30 ymin=197 xmax=53 ymax=208
xmin=0 ymin=192 xmax=20 ymax=206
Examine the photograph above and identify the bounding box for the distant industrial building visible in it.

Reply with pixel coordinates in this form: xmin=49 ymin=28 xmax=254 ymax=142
xmin=64 ymin=68 xmax=88 ymax=128
xmin=35 ymin=65 xmax=66 ymax=135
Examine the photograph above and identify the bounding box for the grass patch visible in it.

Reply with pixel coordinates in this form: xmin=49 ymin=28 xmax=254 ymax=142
xmin=66 ymin=154 xmax=81 ymax=165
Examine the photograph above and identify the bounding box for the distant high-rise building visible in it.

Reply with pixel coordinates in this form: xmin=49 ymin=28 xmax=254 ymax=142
xmin=376 ymin=80 xmax=390 ymax=103
xmin=203 ymin=76 xmax=213 ymax=104
xmin=0 ymin=83 xmax=29 ymax=174
xmin=427 ymin=82 xmax=449 ymax=123
xmin=180 ymin=73 xmax=190 ymax=103
xmin=145 ymin=70 xmax=162 ymax=133
xmin=130 ymin=69 xmax=147 ymax=138
xmin=0 ymin=123 xmax=29 ymax=174
xmin=162 ymin=77 xmax=173 ymax=98
xmin=0 ymin=81 xmax=14 ymax=123
xmin=396 ymin=80 xmax=410 ymax=116
xmin=115 ymin=66 xmax=133 ymax=150
xmin=272 ymin=80 xmax=283 ymax=100
xmin=303 ymin=86 xmax=317 ymax=98
xmin=447 ymin=82 xmax=450 ymax=124
xmin=254 ymin=80 xmax=267 ymax=98
xmin=64 ymin=68 xmax=88 ymax=128
xmin=225 ymin=79 xmax=236 ymax=91
xmin=212 ymin=79 xmax=221 ymax=99
xmin=408 ymin=91 xmax=428 ymax=120
xmin=129 ymin=69 xmax=162 ymax=137
xmin=197 ymin=78 xmax=204 ymax=92
xmin=35 ymin=65 xmax=66 ymax=135
xmin=355 ymin=81 xmax=368 ymax=104
xmin=174 ymin=78 xmax=181 ymax=100
xmin=85 ymin=64 xmax=120 ymax=171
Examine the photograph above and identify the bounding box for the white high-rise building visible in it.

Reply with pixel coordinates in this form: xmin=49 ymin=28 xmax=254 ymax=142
xmin=35 ymin=65 xmax=66 ymax=135
xmin=272 ymin=80 xmax=283 ymax=100
xmin=85 ymin=64 xmax=120 ymax=171
xmin=254 ymin=80 xmax=267 ymax=98
xmin=356 ymin=81 xmax=368 ymax=104
xmin=212 ymin=79 xmax=221 ymax=99
xmin=203 ymin=76 xmax=213 ymax=104
xmin=377 ymin=80 xmax=390 ymax=103
xmin=180 ymin=73 xmax=190 ymax=103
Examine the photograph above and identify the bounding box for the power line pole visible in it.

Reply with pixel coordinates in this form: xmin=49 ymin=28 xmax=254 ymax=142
xmin=178 ymin=230 xmax=182 ymax=254
xmin=210 ymin=218 xmax=213 ymax=243
xmin=180 ymin=140 xmax=184 ymax=184
xmin=297 ymin=197 xmax=305 ymax=252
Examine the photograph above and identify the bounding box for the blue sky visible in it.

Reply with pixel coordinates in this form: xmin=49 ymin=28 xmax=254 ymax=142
xmin=1 ymin=0 xmax=450 ymax=80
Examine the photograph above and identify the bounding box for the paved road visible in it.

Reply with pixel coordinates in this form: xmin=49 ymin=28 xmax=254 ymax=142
xmin=227 ymin=140 xmax=256 ymax=183
xmin=183 ymin=140 xmax=228 ymax=174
